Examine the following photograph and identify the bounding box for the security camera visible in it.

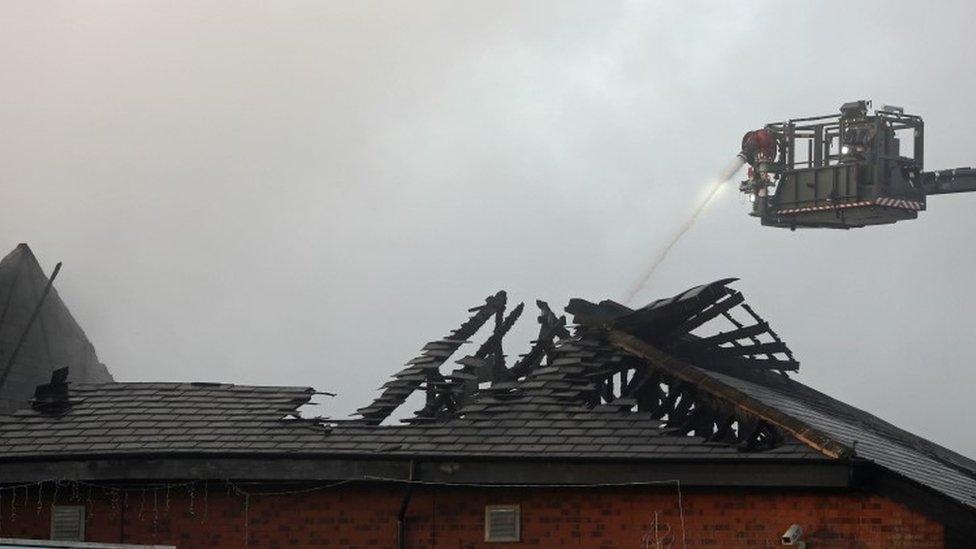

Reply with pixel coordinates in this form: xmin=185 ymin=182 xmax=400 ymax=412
xmin=781 ymin=524 xmax=803 ymax=545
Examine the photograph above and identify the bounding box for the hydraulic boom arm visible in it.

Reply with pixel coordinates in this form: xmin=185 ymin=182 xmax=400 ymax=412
xmin=922 ymin=167 xmax=976 ymax=195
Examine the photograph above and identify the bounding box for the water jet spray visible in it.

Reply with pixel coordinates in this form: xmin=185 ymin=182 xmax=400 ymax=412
xmin=623 ymin=156 xmax=745 ymax=304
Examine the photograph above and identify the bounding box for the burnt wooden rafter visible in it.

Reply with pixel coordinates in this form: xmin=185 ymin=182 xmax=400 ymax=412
xmin=359 ymin=294 xmax=572 ymax=424
xmin=502 ymin=301 xmax=570 ymax=382
xmin=582 ymin=349 xmax=791 ymax=452
xmin=458 ymin=306 xmax=581 ymax=412
xmin=355 ymin=291 xmax=507 ymax=424
xmin=740 ymin=302 xmax=795 ymax=364
xmin=690 ymin=321 xmax=770 ymax=347
xmin=707 ymin=341 xmax=791 ymax=357
xmin=609 ymin=330 xmax=849 ymax=459
xmin=406 ymin=302 xmax=525 ymax=424
xmin=572 ymin=280 xmax=800 ymax=376
xmin=667 ymin=286 xmax=798 ymax=374
xmin=672 ymin=290 xmax=745 ymax=335
xmin=359 ymin=280 xmax=801 ymax=452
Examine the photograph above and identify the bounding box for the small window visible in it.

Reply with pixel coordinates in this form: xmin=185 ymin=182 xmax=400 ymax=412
xmin=485 ymin=504 xmax=520 ymax=542
xmin=51 ymin=505 xmax=85 ymax=541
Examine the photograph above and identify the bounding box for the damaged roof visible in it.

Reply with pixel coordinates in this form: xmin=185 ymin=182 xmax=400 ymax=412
xmin=0 ymin=280 xmax=974 ymax=517
xmin=0 ymin=380 xmax=817 ymax=461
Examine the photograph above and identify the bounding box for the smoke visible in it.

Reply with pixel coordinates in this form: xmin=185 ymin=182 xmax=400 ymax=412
xmin=623 ymin=155 xmax=746 ymax=304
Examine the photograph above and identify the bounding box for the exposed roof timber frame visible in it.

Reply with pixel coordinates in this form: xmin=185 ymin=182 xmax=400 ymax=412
xmin=737 ymin=301 xmax=795 ymax=364
xmin=409 ymin=300 xmax=569 ymax=423
xmin=670 ymin=288 xmax=798 ymax=373
xmin=582 ymin=353 xmax=781 ymax=451
xmin=356 ymin=291 xmax=508 ymax=424
xmin=503 ymin=301 xmax=569 ymax=382
xmin=468 ymin=302 xmax=524 ymax=365
xmin=672 ymin=290 xmax=745 ymax=335
xmin=607 ymin=331 xmax=850 ymax=459
xmin=577 ymin=280 xmax=799 ymax=375
xmin=358 ymin=290 xmax=570 ymax=424
xmin=407 ymin=302 xmax=525 ymax=424
xmin=685 ymin=321 xmax=771 ymax=347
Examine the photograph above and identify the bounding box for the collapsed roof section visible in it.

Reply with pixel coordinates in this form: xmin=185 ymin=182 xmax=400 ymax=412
xmin=355 ymin=279 xmax=802 ymax=451
xmin=347 ymin=280 xmax=976 ymax=512
xmin=570 ymin=278 xmax=798 ymax=375
xmin=0 ymin=244 xmax=113 ymax=413
xmin=355 ymin=291 xmax=570 ymax=425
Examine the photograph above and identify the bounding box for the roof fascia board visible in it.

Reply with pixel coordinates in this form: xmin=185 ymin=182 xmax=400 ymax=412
xmin=0 ymin=456 xmax=852 ymax=488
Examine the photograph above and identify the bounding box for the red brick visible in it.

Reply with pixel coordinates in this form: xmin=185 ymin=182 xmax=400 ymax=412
xmin=0 ymin=484 xmax=944 ymax=548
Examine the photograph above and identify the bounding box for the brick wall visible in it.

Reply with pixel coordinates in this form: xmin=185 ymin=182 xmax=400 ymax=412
xmin=0 ymin=482 xmax=944 ymax=548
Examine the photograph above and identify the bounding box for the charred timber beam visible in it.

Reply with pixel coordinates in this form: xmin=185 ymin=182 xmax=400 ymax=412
xmin=470 ymin=302 xmax=524 ymax=361
xmin=692 ymin=407 xmax=718 ymax=437
xmin=601 ymin=375 xmax=615 ymax=403
xmin=678 ymin=322 xmax=771 ymax=348
xmin=504 ymin=301 xmax=569 ymax=381
xmin=710 ymin=415 xmax=737 ymax=444
xmin=636 ymin=370 xmax=661 ymax=412
xmin=620 ymin=366 xmax=651 ymax=399
xmin=606 ymin=331 xmax=850 ymax=459
xmin=356 ymin=291 xmax=506 ymax=424
xmin=670 ymin=386 xmax=696 ymax=422
xmin=705 ymin=357 xmax=800 ymax=371
xmin=703 ymin=342 xmax=791 ymax=357
xmin=672 ymin=291 xmax=745 ymax=335
xmin=721 ymin=310 xmax=765 ymax=349
xmin=650 ymin=382 xmax=682 ymax=420
xmin=441 ymin=302 xmax=524 ymax=412
xmin=740 ymin=303 xmax=795 ymax=362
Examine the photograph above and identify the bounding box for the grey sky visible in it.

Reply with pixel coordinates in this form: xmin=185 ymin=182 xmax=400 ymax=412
xmin=3 ymin=1 xmax=975 ymax=455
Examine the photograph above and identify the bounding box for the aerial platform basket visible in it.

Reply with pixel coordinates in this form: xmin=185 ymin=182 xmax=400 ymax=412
xmin=738 ymin=100 xmax=976 ymax=229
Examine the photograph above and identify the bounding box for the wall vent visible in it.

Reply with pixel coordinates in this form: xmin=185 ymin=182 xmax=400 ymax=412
xmin=50 ymin=505 xmax=85 ymax=541
xmin=484 ymin=504 xmax=520 ymax=542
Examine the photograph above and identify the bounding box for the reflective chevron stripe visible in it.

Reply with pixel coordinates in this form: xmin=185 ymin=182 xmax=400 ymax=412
xmin=774 ymin=198 xmax=925 ymax=215
xmin=875 ymin=197 xmax=925 ymax=210
xmin=775 ymin=201 xmax=873 ymax=215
